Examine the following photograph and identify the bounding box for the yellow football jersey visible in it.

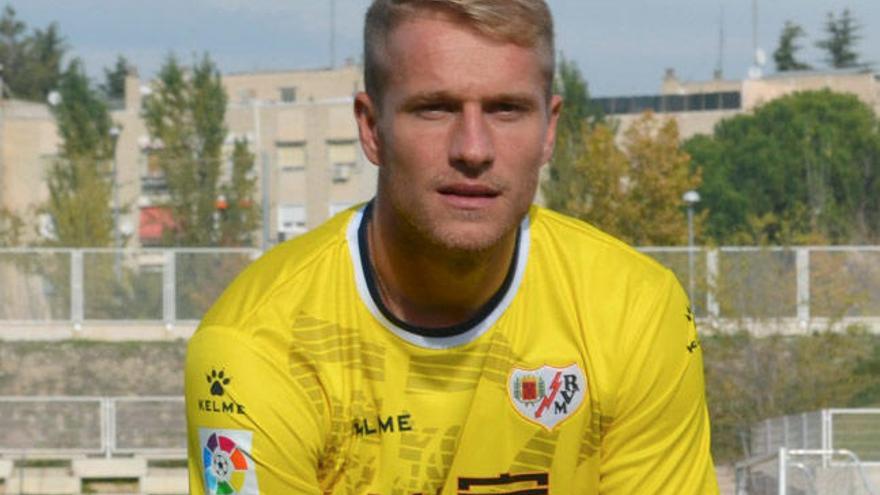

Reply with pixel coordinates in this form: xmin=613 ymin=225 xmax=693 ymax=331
xmin=185 ymin=203 xmax=718 ymax=494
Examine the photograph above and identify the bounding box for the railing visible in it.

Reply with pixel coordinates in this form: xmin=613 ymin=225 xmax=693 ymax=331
xmin=749 ymin=409 xmax=880 ymax=466
xmin=736 ymin=448 xmax=878 ymax=495
xmin=0 ymin=246 xmax=878 ymax=333
xmin=0 ymin=248 xmax=260 ymax=325
xmin=0 ymin=396 xmax=185 ymax=459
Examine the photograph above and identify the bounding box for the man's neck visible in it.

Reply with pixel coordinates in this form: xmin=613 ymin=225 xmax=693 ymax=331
xmin=366 ymin=206 xmax=519 ymax=330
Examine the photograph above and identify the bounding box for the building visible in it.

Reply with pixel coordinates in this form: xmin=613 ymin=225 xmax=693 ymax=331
xmin=3 ymin=65 xmax=880 ymax=247
xmin=0 ymin=62 xmax=374 ymax=247
xmin=592 ymin=68 xmax=880 ymax=139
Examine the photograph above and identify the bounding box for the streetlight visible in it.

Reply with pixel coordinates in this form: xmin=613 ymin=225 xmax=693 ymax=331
xmin=109 ymin=126 xmax=122 ymax=277
xmin=682 ymin=190 xmax=701 ymax=307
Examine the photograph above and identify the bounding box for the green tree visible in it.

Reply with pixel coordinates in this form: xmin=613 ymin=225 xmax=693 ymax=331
xmin=0 ymin=6 xmax=66 ymax=101
xmin=42 ymin=59 xmax=115 ymax=247
xmin=143 ymin=54 xmax=259 ymax=246
xmin=0 ymin=5 xmax=26 ymax=98
xmin=0 ymin=207 xmax=22 ymax=246
xmin=100 ymin=55 xmax=130 ymax=101
xmin=218 ymin=139 xmax=260 ymax=246
xmin=685 ymin=90 xmax=880 ymax=244
xmin=773 ymin=21 xmax=812 ymax=71
xmin=816 ymin=9 xmax=864 ymax=69
xmin=704 ymin=329 xmax=880 ymax=463
xmin=545 ymin=112 xmax=701 ymax=246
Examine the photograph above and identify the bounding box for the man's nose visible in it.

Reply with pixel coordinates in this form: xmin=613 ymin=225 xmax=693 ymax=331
xmin=449 ymin=104 xmax=494 ymax=170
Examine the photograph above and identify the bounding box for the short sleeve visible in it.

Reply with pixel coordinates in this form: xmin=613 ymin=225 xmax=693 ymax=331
xmin=185 ymin=325 xmax=324 ymax=494
xmin=599 ymin=271 xmax=719 ymax=494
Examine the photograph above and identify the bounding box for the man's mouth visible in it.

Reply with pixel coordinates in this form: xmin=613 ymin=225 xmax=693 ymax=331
xmin=437 ymin=184 xmax=500 ymax=209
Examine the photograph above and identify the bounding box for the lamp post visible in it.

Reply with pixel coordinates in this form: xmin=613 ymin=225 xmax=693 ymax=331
xmin=682 ymin=190 xmax=701 ymax=307
xmin=109 ymin=126 xmax=122 ymax=277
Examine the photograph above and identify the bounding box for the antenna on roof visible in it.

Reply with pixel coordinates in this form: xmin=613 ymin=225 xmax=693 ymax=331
xmin=714 ymin=5 xmax=725 ymax=79
xmin=330 ymin=0 xmax=337 ymax=69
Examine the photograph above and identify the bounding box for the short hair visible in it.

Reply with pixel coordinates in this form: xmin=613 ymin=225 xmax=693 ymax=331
xmin=363 ymin=0 xmax=555 ymax=105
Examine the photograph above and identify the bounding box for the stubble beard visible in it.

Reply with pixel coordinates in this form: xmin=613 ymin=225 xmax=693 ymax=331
xmin=377 ymin=167 xmax=535 ymax=263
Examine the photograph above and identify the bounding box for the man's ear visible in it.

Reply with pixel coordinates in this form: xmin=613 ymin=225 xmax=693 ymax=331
xmin=541 ymin=94 xmax=563 ymax=165
xmin=354 ymin=92 xmax=383 ymax=167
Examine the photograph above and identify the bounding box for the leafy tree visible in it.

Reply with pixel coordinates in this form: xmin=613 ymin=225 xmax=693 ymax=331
xmin=685 ymin=90 xmax=880 ymax=244
xmin=42 ymin=59 xmax=115 ymax=247
xmin=773 ymin=21 xmax=812 ymax=72
xmin=100 ymin=55 xmax=130 ymax=101
xmin=143 ymin=54 xmax=259 ymax=246
xmin=0 ymin=6 xmax=66 ymax=101
xmin=218 ymin=139 xmax=259 ymax=246
xmin=0 ymin=207 xmax=22 ymax=246
xmin=545 ymin=112 xmax=701 ymax=246
xmin=816 ymin=9 xmax=864 ymax=69
xmin=704 ymin=329 xmax=880 ymax=463
xmin=0 ymin=5 xmax=26 ymax=98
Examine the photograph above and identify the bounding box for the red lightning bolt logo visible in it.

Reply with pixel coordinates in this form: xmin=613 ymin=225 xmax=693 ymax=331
xmin=535 ymin=371 xmax=563 ymax=419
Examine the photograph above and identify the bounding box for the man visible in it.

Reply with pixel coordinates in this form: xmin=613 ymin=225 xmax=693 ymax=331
xmin=186 ymin=0 xmax=719 ymax=493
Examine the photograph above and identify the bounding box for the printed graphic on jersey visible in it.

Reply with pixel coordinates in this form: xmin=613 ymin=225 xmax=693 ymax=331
xmin=199 ymin=428 xmax=258 ymax=495
xmin=508 ymin=364 xmax=586 ymax=431
xmin=458 ymin=472 xmax=549 ymax=495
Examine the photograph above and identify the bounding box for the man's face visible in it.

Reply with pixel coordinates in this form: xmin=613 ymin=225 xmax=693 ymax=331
xmin=356 ymin=12 xmax=561 ymax=252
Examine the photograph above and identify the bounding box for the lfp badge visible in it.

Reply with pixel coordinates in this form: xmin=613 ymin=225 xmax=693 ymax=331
xmin=508 ymin=364 xmax=586 ymax=431
xmin=199 ymin=428 xmax=259 ymax=494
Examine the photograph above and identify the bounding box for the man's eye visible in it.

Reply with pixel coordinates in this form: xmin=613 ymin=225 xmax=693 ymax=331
xmin=489 ymin=102 xmax=527 ymax=118
xmin=415 ymin=103 xmax=453 ymax=118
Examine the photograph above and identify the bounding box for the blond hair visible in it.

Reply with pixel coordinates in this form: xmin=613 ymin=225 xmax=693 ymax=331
xmin=363 ymin=0 xmax=555 ymax=105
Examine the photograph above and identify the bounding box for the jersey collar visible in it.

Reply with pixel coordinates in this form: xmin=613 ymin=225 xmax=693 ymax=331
xmin=346 ymin=201 xmax=530 ymax=350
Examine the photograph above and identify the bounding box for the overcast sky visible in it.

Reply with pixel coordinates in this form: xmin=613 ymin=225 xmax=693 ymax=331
xmin=5 ymin=0 xmax=880 ymax=96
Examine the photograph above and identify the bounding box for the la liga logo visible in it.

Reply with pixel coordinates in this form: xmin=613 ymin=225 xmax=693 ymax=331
xmin=199 ymin=428 xmax=258 ymax=494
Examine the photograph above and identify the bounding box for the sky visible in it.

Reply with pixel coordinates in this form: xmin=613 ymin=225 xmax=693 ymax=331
xmin=4 ymin=0 xmax=880 ymax=96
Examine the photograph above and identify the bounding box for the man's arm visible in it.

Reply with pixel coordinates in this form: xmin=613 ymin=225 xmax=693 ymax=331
xmin=599 ymin=271 xmax=719 ymax=494
xmin=185 ymin=325 xmax=324 ymax=494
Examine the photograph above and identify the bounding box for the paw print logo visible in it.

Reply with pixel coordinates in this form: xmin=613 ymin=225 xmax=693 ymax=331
xmin=207 ymin=369 xmax=231 ymax=397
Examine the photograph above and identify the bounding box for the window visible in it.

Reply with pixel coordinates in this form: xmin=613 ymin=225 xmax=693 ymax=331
xmin=327 ymin=141 xmax=357 ymax=182
xmin=277 ymin=142 xmax=306 ymax=171
xmin=278 ymin=204 xmax=307 ymax=237
xmin=279 ymin=87 xmax=297 ymax=103
xmin=238 ymin=88 xmax=255 ymax=104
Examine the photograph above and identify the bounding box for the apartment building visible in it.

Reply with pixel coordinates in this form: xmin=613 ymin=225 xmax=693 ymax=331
xmin=593 ymin=67 xmax=880 ymax=139
xmin=0 ymin=62 xmax=374 ymax=247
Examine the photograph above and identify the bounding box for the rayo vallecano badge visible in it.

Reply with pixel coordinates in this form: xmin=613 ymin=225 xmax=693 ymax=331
xmin=508 ymin=364 xmax=586 ymax=431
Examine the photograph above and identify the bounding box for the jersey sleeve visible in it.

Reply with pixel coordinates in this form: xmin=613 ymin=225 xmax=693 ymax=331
xmin=185 ymin=325 xmax=325 ymax=494
xmin=599 ymin=270 xmax=719 ymax=494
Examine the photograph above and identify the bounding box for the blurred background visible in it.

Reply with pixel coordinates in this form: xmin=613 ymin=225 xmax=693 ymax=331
xmin=0 ymin=1 xmax=879 ymax=494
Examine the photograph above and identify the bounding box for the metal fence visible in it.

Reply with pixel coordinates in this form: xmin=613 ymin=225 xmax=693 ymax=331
xmin=0 ymin=248 xmax=260 ymax=324
xmin=0 ymin=246 xmax=878 ymax=328
xmin=0 ymin=396 xmax=185 ymax=458
xmin=750 ymin=409 xmax=880 ymax=465
xmin=737 ymin=449 xmax=878 ymax=495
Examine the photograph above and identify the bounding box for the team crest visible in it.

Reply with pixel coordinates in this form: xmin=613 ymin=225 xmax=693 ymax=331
xmin=198 ymin=428 xmax=259 ymax=494
xmin=508 ymin=364 xmax=586 ymax=431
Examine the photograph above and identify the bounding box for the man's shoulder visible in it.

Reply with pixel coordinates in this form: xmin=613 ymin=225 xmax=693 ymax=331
xmin=200 ymin=206 xmax=359 ymax=329
xmin=529 ymin=205 xmax=669 ymax=284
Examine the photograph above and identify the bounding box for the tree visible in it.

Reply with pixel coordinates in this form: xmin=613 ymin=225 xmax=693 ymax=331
xmin=218 ymin=139 xmax=260 ymax=246
xmin=0 ymin=6 xmax=66 ymax=101
xmin=0 ymin=5 xmax=26 ymax=98
xmin=685 ymin=90 xmax=880 ymax=244
xmin=0 ymin=207 xmax=22 ymax=246
xmin=816 ymin=9 xmax=864 ymax=69
xmin=773 ymin=21 xmax=812 ymax=72
xmin=544 ymin=112 xmax=701 ymax=246
xmin=41 ymin=59 xmax=115 ymax=247
xmin=100 ymin=55 xmax=130 ymax=101
xmin=143 ymin=54 xmax=259 ymax=246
